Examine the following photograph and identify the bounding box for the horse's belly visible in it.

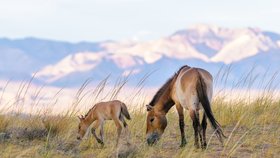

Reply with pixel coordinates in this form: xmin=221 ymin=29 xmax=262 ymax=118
xmin=100 ymin=112 xmax=113 ymax=120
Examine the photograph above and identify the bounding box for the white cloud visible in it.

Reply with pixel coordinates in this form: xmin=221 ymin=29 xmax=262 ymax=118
xmin=131 ymin=31 xmax=153 ymax=41
xmin=1 ymin=0 xmax=280 ymax=42
xmin=0 ymin=0 xmax=57 ymax=19
xmin=122 ymin=69 xmax=141 ymax=77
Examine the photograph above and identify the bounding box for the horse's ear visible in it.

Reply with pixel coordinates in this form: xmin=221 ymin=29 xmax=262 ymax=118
xmin=78 ymin=115 xmax=84 ymax=121
xmin=146 ymin=104 xmax=153 ymax=111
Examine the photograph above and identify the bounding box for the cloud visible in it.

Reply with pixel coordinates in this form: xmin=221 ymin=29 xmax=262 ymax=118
xmin=0 ymin=0 xmax=57 ymax=20
xmin=131 ymin=31 xmax=153 ymax=41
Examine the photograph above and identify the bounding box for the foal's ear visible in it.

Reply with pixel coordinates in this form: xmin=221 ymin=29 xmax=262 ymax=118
xmin=146 ymin=104 xmax=153 ymax=111
xmin=77 ymin=115 xmax=84 ymax=121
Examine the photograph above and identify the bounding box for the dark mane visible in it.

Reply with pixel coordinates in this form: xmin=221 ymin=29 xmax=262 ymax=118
xmin=149 ymin=77 xmax=173 ymax=106
xmin=149 ymin=65 xmax=190 ymax=107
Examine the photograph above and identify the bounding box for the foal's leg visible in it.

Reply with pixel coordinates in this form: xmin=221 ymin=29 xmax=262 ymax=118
xmin=91 ymin=120 xmax=103 ymax=144
xmin=176 ymin=104 xmax=187 ymax=147
xmin=190 ymin=109 xmax=202 ymax=149
xmin=99 ymin=121 xmax=104 ymax=143
xmin=201 ymin=112 xmax=207 ymax=149
xmin=119 ymin=114 xmax=131 ymax=144
xmin=112 ymin=116 xmax=123 ymax=146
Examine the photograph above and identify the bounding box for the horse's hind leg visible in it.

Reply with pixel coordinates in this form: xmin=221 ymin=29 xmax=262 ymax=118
xmin=190 ymin=109 xmax=202 ymax=149
xmin=201 ymin=112 xmax=207 ymax=149
xmin=119 ymin=114 xmax=131 ymax=144
xmin=113 ymin=117 xmax=123 ymax=146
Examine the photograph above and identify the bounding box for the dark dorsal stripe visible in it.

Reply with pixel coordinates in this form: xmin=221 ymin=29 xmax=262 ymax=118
xmin=149 ymin=65 xmax=190 ymax=107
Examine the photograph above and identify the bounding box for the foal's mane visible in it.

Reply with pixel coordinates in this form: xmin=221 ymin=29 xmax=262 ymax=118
xmin=149 ymin=65 xmax=190 ymax=108
xmin=84 ymin=104 xmax=97 ymax=118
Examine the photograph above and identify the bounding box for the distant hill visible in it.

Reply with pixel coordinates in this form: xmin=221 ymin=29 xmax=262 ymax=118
xmin=1 ymin=24 xmax=280 ymax=88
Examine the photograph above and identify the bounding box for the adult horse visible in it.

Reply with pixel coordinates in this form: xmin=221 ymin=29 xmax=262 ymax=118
xmin=146 ymin=65 xmax=226 ymax=149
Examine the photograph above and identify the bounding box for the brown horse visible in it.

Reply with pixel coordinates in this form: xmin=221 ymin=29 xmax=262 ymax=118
xmin=77 ymin=100 xmax=131 ymax=145
xmin=146 ymin=65 xmax=226 ymax=149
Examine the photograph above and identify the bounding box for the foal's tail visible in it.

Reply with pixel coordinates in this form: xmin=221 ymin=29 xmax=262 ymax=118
xmin=121 ymin=103 xmax=131 ymax=120
xmin=196 ymin=72 xmax=226 ymax=143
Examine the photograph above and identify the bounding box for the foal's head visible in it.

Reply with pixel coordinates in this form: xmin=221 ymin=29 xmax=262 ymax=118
xmin=146 ymin=105 xmax=167 ymax=145
xmin=77 ymin=115 xmax=88 ymax=140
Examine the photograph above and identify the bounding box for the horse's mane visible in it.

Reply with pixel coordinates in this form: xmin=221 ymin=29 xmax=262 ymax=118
xmin=149 ymin=77 xmax=173 ymax=106
xmin=149 ymin=65 xmax=190 ymax=107
xmin=84 ymin=104 xmax=97 ymax=118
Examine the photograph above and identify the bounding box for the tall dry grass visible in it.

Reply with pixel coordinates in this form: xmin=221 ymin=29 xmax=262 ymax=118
xmin=0 ymin=66 xmax=279 ymax=157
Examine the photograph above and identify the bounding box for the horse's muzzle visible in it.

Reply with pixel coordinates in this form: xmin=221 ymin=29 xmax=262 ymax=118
xmin=147 ymin=132 xmax=160 ymax=145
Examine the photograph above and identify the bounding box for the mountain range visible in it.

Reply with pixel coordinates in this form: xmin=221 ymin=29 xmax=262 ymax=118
xmin=1 ymin=24 xmax=280 ymax=88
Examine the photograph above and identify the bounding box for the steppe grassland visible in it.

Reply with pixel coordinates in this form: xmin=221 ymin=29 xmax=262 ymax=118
xmin=0 ymin=66 xmax=279 ymax=158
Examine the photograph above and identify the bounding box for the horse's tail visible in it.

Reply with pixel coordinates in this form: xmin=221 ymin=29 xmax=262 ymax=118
xmin=196 ymin=71 xmax=226 ymax=142
xmin=121 ymin=103 xmax=131 ymax=120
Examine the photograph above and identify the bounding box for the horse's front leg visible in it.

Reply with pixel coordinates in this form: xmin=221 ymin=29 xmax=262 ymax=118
xmin=91 ymin=120 xmax=104 ymax=145
xmin=176 ymin=104 xmax=187 ymax=147
xmin=99 ymin=122 xmax=104 ymax=143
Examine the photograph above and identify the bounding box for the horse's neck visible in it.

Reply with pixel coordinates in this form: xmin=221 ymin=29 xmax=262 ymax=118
xmin=84 ymin=110 xmax=97 ymax=126
xmin=155 ymin=80 xmax=175 ymax=113
xmin=158 ymin=98 xmax=175 ymax=113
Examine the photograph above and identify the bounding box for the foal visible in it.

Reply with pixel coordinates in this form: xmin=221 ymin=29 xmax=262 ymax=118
xmin=77 ymin=100 xmax=131 ymax=145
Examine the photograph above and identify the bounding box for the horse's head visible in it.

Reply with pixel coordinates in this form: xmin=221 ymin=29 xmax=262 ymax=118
xmin=77 ymin=115 xmax=88 ymax=140
xmin=146 ymin=104 xmax=167 ymax=145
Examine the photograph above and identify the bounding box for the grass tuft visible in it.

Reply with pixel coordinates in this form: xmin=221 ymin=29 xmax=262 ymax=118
xmin=0 ymin=115 xmax=10 ymax=133
xmin=42 ymin=116 xmax=72 ymax=137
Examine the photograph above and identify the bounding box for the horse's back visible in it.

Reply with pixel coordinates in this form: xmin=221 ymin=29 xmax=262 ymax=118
xmin=178 ymin=67 xmax=212 ymax=89
xmin=95 ymin=100 xmax=123 ymax=120
xmin=175 ymin=67 xmax=213 ymax=110
xmin=95 ymin=100 xmax=123 ymax=108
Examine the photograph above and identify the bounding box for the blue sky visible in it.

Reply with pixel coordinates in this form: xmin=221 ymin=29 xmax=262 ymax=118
xmin=0 ymin=0 xmax=279 ymax=42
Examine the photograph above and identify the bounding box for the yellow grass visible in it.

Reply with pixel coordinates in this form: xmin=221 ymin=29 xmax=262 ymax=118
xmin=0 ymin=99 xmax=279 ymax=158
xmin=0 ymin=68 xmax=280 ymax=158
xmin=0 ymin=115 xmax=10 ymax=133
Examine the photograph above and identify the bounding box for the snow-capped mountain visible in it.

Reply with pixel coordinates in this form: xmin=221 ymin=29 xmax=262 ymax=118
xmin=1 ymin=24 xmax=280 ymax=87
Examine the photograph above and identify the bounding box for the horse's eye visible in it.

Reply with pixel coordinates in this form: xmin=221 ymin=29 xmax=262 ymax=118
xmin=150 ymin=118 xmax=154 ymax=122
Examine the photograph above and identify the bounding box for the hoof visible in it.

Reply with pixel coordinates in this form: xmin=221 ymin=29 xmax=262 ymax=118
xmin=180 ymin=144 xmax=186 ymax=148
xmin=201 ymin=143 xmax=207 ymax=150
xmin=180 ymin=139 xmax=187 ymax=148
xmin=97 ymin=139 xmax=104 ymax=145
